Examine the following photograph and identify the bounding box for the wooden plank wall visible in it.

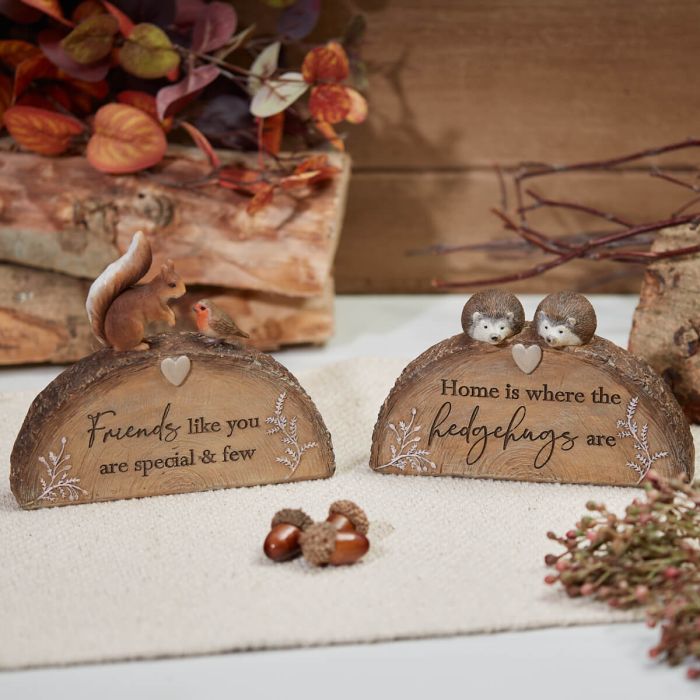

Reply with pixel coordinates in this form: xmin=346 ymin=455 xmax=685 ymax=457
xmin=242 ymin=1 xmax=700 ymax=292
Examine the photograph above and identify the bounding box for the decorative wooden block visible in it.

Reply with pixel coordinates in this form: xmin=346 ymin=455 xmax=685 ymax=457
xmin=10 ymin=333 xmax=334 ymax=509
xmin=370 ymin=297 xmax=693 ymax=487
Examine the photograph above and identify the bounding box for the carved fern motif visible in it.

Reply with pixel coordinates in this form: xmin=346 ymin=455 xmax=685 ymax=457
xmin=35 ymin=437 xmax=87 ymax=503
xmin=265 ymin=391 xmax=317 ymax=477
xmin=617 ymin=396 xmax=669 ymax=483
xmin=377 ymin=407 xmax=437 ymax=473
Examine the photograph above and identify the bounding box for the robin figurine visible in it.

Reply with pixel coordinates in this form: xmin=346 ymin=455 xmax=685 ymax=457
xmin=193 ymin=299 xmax=250 ymax=345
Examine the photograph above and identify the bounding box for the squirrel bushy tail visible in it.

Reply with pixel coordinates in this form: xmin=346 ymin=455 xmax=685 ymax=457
xmin=86 ymin=231 xmax=153 ymax=345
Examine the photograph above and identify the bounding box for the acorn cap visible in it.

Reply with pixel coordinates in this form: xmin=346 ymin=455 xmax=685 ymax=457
xmin=329 ymin=500 xmax=369 ymax=535
xmin=271 ymin=508 xmax=313 ymax=531
xmin=299 ymin=522 xmax=337 ymax=566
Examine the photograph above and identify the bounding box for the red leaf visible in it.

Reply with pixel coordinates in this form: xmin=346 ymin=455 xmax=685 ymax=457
xmin=0 ymin=73 xmax=12 ymax=129
xmin=0 ymin=40 xmax=41 ymax=68
xmin=87 ymin=103 xmax=167 ymax=173
xmin=101 ymin=0 xmax=134 ymax=37
xmin=13 ymin=54 xmax=57 ymax=99
xmin=281 ymin=154 xmax=339 ymax=189
xmin=4 ymin=105 xmax=84 ymax=155
xmin=39 ymin=29 xmax=111 ymax=82
xmin=315 ymin=119 xmax=344 ymax=151
xmin=258 ymin=112 xmax=284 ymax=155
xmin=301 ymin=41 xmax=349 ymax=84
xmin=246 ymin=183 xmax=275 ymax=214
xmin=309 ymin=84 xmax=351 ymax=124
xmin=218 ymin=165 xmax=267 ymax=195
xmin=18 ymin=84 xmax=73 ymax=112
xmin=72 ymin=0 xmax=107 ymax=23
xmin=20 ymin=0 xmax=73 ymax=26
xmin=63 ymin=76 xmax=108 ymax=99
xmin=117 ymin=90 xmax=172 ymax=130
xmin=191 ymin=1 xmax=237 ymax=53
xmin=345 ymin=87 xmax=368 ymax=124
xmin=155 ymin=64 xmax=220 ymax=120
xmin=181 ymin=120 xmax=220 ymax=169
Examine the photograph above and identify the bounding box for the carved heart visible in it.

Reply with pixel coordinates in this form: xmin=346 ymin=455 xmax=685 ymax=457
xmin=160 ymin=356 xmax=191 ymax=386
xmin=511 ymin=344 xmax=542 ymax=374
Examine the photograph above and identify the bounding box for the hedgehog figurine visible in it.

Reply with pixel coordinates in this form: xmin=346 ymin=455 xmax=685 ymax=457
xmin=461 ymin=290 xmax=525 ymax=345
xmin=534 ymin=291 xmax=597 ymax=348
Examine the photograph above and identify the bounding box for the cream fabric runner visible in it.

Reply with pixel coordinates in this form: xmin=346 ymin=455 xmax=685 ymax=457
xmin=4 ymin=357 xmax=694 ymax=669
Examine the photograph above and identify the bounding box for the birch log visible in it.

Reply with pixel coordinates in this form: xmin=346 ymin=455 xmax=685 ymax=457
xmin=0 ymin=263 xmax=334 ymax=364
xmin=629 ymin=224 xmax=700 ymax=422
xmin=0 ymin=143 xmax=350 ymax=298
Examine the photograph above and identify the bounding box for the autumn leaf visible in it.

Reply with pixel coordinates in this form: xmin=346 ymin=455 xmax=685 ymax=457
xmin=0 ymin=40 xmax=41 ymax=68
xmin=250 ymin=72 xmax=307 ymax=118
xmin=247 ymin=182 xmax=275 ymax=214
xmin=101 ymin=0 xmax=134 ymax=37
xmin=191 ymin=1 xmax=237 ymax=53
xmin=71 ymin=0 xmax=106 ymax=23
xmin=309 ymin=84 xmax=351 ymax=124
xmin=278 ymin=0 xmax=320 ymax=40
xmin=4 ymin=105 xmax=84 ymax=155
xmin=281 ymin=154 xmax=339 ymax=189
xmin=181 ymin=120 xmax=220 ymax=169
xmin=20 ymin=0 xmax=73 ymax=26
xmin=119 ymin=23 xmax=179 ymax=79
xmin=155 ymin=64 xmax=219 ymax=120
xmin=218 ymin=165 xmax=267 ymax=195
xmin=258 ymin=112 xmax=284 ymax=155
xmin=39 ymin=28 xmax=111 ymax=81
xmin=117 ymin=90 xmax=172 ymax=130
xmin=345 ymin=87 xmax=368 ymax=124
xmin=13 ymin=54 xmax=57 ymax=98
xmin=315 ymin=119 xmax=344 ymax=151
xmin=61 ymin=14 xmax=119 ymax=64
xmin=301 ymin=41 xmax=349 ymax=84
xmin=86 ymin=103 xmax=167 ymax=173
xmin=17 ymin=84 xmax=72 ymax=112
xmin=0 ymin=74 xmax=12 ymax=128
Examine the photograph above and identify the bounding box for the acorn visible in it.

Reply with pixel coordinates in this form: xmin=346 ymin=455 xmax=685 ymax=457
xmin=326 ymin=499 xmax=370 ymax=535
xmin=299 ymin=522 xmax=370 ymax=566
xmin=263 ymin=508 xmax=314 ymax=562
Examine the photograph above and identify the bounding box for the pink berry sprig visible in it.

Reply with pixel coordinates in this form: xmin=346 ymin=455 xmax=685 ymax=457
xmin=544 ymin=470 xmax=700 ymax=679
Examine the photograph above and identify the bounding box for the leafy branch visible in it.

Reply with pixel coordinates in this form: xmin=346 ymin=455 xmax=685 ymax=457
xmin=33 ymin=436 xmax=87 ymax=503
xmin=377 ymin=407 xmax=437 ymax=473
xmin=265 ymin=391 xmax=317 ymax=477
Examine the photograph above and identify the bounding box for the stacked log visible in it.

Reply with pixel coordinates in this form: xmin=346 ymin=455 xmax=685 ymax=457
xmin=0 ymin=144 xmax=350 ymax=363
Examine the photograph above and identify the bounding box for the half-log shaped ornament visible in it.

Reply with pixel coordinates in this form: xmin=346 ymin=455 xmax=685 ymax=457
xmin=10 ymin=232 xmax=333 ymax=509
xmin=11 ymin=333 xmax=335 ymax=509
xmin=370 ymin=291 xmax=694 ymax=487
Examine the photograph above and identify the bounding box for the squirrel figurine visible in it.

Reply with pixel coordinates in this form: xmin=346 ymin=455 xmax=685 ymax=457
xmin=461 ymin=289 xmax=525 ymax=345
xmin=534 ymin=291 xmax=597 ymax=348
xmin=86 ymin=231 xmax=186 ymax=351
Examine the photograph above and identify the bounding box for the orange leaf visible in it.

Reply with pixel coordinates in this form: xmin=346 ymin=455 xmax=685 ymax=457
xmin=117 ymin=90 xmax=172 ymax=130
xmin=0 ymin=74 xmax=12 ymax=129
xmin=258 ymin=112 xmax=284 ymax=155
xmin=315 ymin=119 xmax=344 ymax=151
xmin=17 ymin=84 xmax=73 ymax=112
xmin=101 ymin=0 xmax=134 ymax=37
xmin=301 ymin=40 xmax=349 ymax=83
xmin=87 ymin=103 xmax=167 ymax=173
xmin=309 ymin=84 xmax=351 ymax=124
xmin=345 ymin=87 xmax=368 ymax=124
xmin=13 ymin=55 xmax=58 ymax=99
xmin=181 ymin=120 xmax=220 ymax=169
xmin=294 ymin=154 xmax=339 ymax=183
xmin=62 ymin=76 xmax=109 ymax=99
xmin=72 ymin=0 xmax=107 ymax=23
xmin=218 ymin=165 xmax=267 ymax=195
xmin=0 ymin=40 xmax=41 ymax=68
xmin=21 ymin=0 xmax=73 ymax=26
xmin=4 ymin=105 xmax=84 ymax=155
xmin=246 ymin=183 xmax=275 ymax=214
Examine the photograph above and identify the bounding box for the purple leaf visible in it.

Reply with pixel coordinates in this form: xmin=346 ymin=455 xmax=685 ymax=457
xmin=191 ymin=2 xmax=237 ymax=53
xmin=111 ymin=0 xmax=175 ymax=28
xmin=174 ymin=0 xmax=206 ymax=28
xmin=278 ymin=0 xmax=320 ymax=40
xmin=156 ymin=64 xmax=220 ymax=120
xmin=38 ymin=29 xmax=110 ymax=82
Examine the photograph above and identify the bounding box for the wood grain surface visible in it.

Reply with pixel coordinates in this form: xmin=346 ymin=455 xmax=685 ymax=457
xmin=10 ymin=333 xmax=335 ymax=508
xmin=370 ymin=326 xmax=694 ymax=486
